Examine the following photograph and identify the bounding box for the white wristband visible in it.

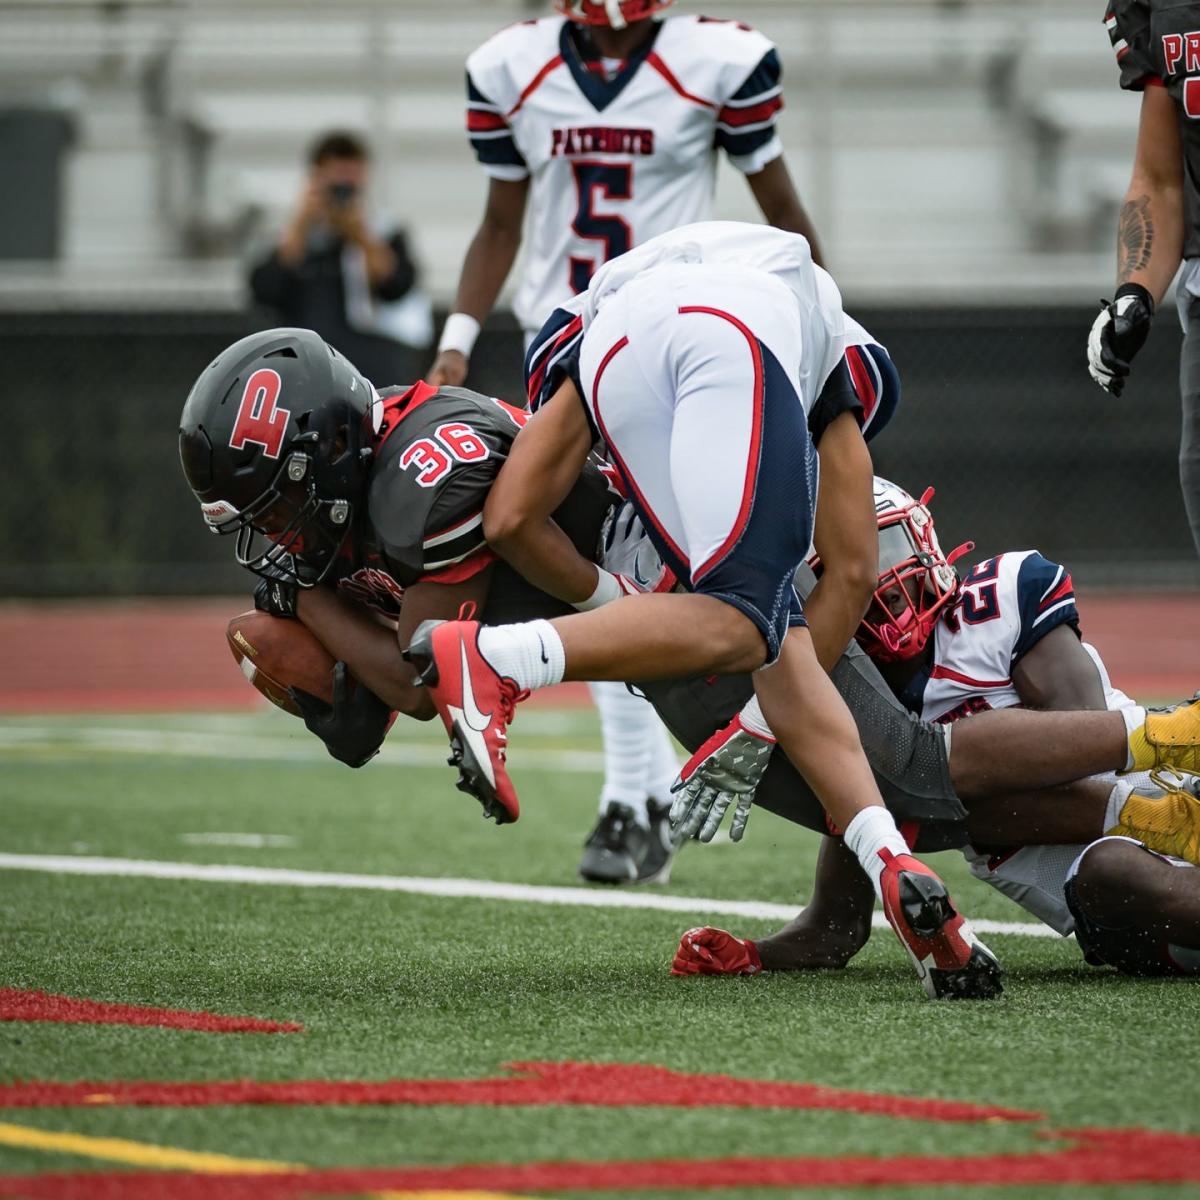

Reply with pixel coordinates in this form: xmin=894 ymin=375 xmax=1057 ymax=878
xmin=573 ymin=568 xmax=623 ymax=612
xmin=437 ymin=312 xmax=481 ymax=358
xmin=739 ymin=695 xmax=776 ymax=741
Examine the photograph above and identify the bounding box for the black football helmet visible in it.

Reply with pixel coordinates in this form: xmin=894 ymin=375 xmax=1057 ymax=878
xmin=178 ymin=328 xmax=380 ymax=586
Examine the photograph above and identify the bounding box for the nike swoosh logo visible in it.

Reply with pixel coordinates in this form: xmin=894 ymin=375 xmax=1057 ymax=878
xmin=537 ymin=635 xmax=549 ymax=665
xmin=457 ymin=636 xmax=492 ymax=734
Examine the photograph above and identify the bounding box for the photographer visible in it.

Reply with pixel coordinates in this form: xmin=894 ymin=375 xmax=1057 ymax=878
xmin=249 ymin=131 xmax=427 ymax=383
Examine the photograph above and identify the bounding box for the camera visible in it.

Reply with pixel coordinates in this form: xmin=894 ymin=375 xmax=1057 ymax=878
xmin=326 ymin=182 xmax=357 ymax=209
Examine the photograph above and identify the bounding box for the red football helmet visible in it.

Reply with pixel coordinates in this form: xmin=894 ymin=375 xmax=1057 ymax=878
xmin=556 ymin=0 xmax=674 ymax=30
xmin=858 ymin=478 xmax=974 ymax=663
xmin=810 ymin=478 xmax=973 ymax=664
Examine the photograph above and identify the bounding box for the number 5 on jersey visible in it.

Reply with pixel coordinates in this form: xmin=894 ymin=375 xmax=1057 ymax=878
xmin=399 ymin=422 xmax=490 ymax=488
xmin=569 ymin=162 xmax=633 ymax=294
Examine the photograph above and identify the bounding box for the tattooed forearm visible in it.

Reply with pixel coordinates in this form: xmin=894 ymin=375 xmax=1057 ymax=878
xmin=1117 ymin=194 xmax=1154 ymax=283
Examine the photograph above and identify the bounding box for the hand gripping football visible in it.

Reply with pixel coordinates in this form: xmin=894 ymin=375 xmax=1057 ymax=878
xmin=226 ymin=611 xmax=335 ymax=716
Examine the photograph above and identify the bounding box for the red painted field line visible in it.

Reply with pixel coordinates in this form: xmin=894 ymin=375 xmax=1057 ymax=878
xmin=0 ymin=1062 xmax=1038 ymax=1123
xmin=0 ymin=990 xmax=302 ymax=1035
xmin=2 ymin=1128 xmax=1199 ymax=1196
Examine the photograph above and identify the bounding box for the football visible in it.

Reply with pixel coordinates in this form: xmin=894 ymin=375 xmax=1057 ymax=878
xmin=226 ymin=610 xmax=336 ymax=717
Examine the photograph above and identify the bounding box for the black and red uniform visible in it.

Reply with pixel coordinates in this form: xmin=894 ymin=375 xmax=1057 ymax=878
xmin=328 ymin=382 xmax=615 ymax=624
xmin=1106 ymin=0 xmax=1200 ymax=553
xmin=1107 ymin=0 xmax=1200 ymax=255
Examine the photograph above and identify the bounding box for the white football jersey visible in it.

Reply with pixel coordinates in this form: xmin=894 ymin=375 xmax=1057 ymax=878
xmin=907 ymin=548 xmax=1142 ymax=935
xmin=524 ymin=221 xmax=887 ymax=434
xmin=918 ymin=550 xmax=1081 ymax=725
xmin=466 ymin=14 xmax=785 ymax=333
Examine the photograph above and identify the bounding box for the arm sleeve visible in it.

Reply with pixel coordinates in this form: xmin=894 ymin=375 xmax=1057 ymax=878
xmin=1106 ymin=0 xmax=1162 ymax=90
xmin=524 ymin=306 xmax=585 ymax=412
xmin=807 ymin=358 xmax=864 ymax=446
xmin=716 ymin=49 xmax=785 ymax=173
xmin=372 ymin=229 xmax=418 ymax=302
xmin=248 ymin=249 xmax=300 ymax=310
xmin=1012 ymin=552 xmax=1080 ymax=662
xmin=466 ymin=72 xmax=530 ymax=182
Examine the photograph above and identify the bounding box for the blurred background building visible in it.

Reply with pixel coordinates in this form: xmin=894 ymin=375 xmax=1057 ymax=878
xmin=2 ymin=0 xmax=1197 ymax=597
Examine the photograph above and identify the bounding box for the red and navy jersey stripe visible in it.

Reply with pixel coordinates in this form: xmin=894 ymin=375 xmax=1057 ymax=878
xmin=525 ymin=304 xmax=586 ymax=414
xmin=1013 ymin=552 xmax=1079 ymax=660
xmin=714 ymin=50 xmax=783 ymax=159
xmin=848 ymin=343 xmax=900 ymax=442
xmin=808 ymin=341 xmax=900 ymax=445
xmin=466 ymin=74 xmax=527 ymax=171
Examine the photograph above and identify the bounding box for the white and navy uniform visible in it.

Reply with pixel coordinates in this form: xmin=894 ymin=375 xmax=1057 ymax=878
xmin=532 ymin=221 xmax=893 ymax=660
xmin=898 ymin=548 xmax=1199 ymax=974
xmin=466 ymin=14 xmax=786 ymax=335
xmin=526 ymin=229 xmax=901 ymax=442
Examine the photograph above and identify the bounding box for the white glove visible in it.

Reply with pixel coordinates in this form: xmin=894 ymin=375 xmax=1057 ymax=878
xmin=598 ymin=501 xmax=676 ymax=594
xmin=669 ymin=714 xmax=776 ymax=843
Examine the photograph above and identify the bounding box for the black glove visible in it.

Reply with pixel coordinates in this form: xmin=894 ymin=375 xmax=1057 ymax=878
xmin=1087 ymin=283 xmax=1154 ymax=397
xmin=253 ymin=574 xmax=298 ymax=619
xmin=290 ymin=661 xmax=392 ymax=768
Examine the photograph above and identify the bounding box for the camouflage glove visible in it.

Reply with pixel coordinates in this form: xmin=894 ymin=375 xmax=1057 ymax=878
xmin=669 ymin=715 xmax=776 ymax=843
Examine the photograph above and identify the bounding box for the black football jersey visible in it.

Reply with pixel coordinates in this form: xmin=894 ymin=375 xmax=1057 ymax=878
xmin=1107 ymin=0 xmax=1200 ymax=258
xmin=330 ymin=382 xmax=614 ymax=622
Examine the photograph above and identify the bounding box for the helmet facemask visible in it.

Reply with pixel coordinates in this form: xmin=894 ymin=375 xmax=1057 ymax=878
xmin=856 ymin=486 xmax=973 ymax=664
xmin=232 ymin=444 xmax=355 ymax=587
xmin=556 ymin=0 xmax=674 ymax=29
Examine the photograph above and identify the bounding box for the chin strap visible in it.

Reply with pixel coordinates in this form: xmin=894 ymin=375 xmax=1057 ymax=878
xmin=945 ymin=541 xmax=975 ymax=567
xmin=604 ymin=0 xmax=627 ymax=28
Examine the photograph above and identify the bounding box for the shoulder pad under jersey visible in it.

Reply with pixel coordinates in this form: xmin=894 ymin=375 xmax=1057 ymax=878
xmin=367 ymin=386 xmax=528 ymax=586
xmin=1105 ymin=0 xmax=1160 ymax=90
xmin=466 ymin=16 xmax=566 ymax=117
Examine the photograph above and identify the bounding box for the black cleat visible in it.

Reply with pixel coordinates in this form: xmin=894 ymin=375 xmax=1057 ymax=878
xmin=638 ymin=798 xmax=679 ymax=885
xmin=579 ymin=803 xmax=647 ymax=884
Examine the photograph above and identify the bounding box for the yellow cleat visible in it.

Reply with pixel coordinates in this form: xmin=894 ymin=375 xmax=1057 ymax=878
xmin=1107 ymin=770 xmax=1200 ymax=866
xmin=1125 ymin=693 xmax=1200 ymax=775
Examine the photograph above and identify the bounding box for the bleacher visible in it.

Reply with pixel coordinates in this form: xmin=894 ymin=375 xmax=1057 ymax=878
xmin=0 ymin=0 xmax=1141 ymax=307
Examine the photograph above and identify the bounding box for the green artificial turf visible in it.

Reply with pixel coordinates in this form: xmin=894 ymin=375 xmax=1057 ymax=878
xmin=1 ymin=709 xmax=1199 ymax=1198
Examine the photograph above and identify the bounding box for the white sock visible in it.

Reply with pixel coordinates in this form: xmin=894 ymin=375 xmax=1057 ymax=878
xmin=647 ymin=716 xmax=681 ymax=802
xmin=843 ymin=806 xmax=910 ymax=900
xmin=1103 ymin=771 xmax=1154 ymax=831
xmin=590 ymin=680 xmax=652 ymax=824
xmin=1103 ymin=780 xmax=1129 ymax=832
xmin=1120 ymin=705 xmax=1148 ymax=770
xmin=476 ymin=620 xmax=565 ymax=692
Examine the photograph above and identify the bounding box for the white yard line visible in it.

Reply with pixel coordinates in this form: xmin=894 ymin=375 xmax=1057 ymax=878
xmin=0 ymin=726 xmax=605 ymax=774
xmin=0 ymin=854 xmax=1061 ymax=938
xmin=180 ymin=833 xmax=298 ymax=848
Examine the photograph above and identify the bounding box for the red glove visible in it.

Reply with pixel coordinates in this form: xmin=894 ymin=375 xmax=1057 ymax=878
xmin=671 ymin=926 xmax=763 ymax=976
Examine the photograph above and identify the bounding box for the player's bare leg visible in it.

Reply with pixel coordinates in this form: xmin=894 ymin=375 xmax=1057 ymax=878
xmin=950 ymin=697 xmax=1200 ymax=794
xmin=548 ymin=593 xmax=766 ymax=680
xmin=1071 ymin=837 xmax=1200 ymax=965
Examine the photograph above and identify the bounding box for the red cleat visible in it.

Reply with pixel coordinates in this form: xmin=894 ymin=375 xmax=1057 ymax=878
xmin=403 ymin=619 xmax=528 ymax=824
xmin=878 ymin=849 xmax=1002 ymax=1000
xmin=672 ymin=927 xmax=763 ymax=976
